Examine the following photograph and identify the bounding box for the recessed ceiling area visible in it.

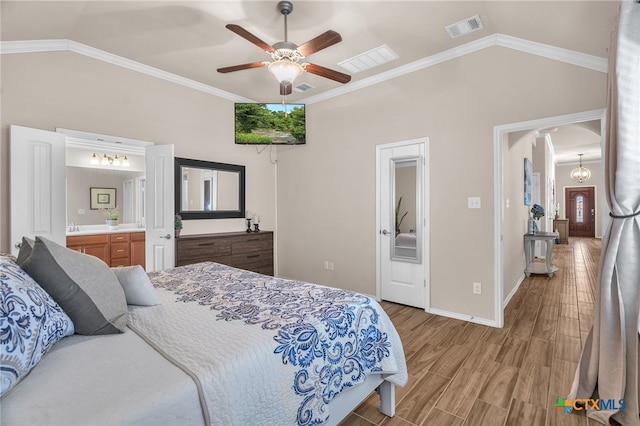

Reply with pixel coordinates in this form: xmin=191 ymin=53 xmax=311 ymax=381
xmin=540 ymin=120 xmax=602 ymax=165
xmin=0 ymin=1 xmax=619 ymax=103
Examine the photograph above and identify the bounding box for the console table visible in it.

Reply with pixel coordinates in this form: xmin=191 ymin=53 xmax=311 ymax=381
xmin=176 ymin=231 xmax=273 ymax=275
xmin=553 ymin=219 xmax=569 ymax=244
xmin=524 ymin=232 xmax=559 ymax=277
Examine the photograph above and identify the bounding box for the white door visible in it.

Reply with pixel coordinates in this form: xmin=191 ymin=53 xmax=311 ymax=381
xmin=145 ymin=144 xmax=174 ymax=271
xmin=376 ymin=138 xmax=428 ymax=308
xmin=10 ymin=125 xmax=66 ymax=255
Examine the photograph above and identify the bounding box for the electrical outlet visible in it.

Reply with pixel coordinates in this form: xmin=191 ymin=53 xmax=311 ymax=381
xmin=473 ymin=282 xmax=482 ymax=295
xmin=468 ymin=197 xmax=481 ymax=209
xmin=323 ymin=261 xmax=329 ymax=270
xmin=328 ymin=262 xmax=334 ymax=271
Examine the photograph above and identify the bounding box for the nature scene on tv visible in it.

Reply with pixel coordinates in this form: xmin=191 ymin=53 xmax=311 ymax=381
xmin=235 ymin=103 xmax=306 ymax=144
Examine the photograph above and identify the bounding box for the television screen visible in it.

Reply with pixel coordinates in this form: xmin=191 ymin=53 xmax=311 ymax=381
xmin=234 ymin=103 xmax=305 ymax=145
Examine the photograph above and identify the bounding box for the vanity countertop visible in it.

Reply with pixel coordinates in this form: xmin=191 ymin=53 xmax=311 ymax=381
xmin=66 ymin=225 xmax=145 ymax=236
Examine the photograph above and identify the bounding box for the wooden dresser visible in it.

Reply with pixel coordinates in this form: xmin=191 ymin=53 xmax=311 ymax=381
xmin=67 ymin=231 xmax=146 ymax=269
xmin=553 ymin=219 xmax=569 ymax=244
xmin=176 ymin=231 xmax=273 ymax=276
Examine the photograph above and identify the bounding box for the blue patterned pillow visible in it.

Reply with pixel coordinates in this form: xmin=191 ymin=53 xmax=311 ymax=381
xmin=0 ymin=257 xmax=74 ymax=396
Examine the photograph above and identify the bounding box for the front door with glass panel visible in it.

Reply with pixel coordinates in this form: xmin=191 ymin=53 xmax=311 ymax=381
xmin=566 ymin=187 xmax=596 ymax=237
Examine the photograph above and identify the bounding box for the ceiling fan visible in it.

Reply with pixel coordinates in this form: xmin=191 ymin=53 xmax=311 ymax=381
xmin=217 ymin=1 xmax=351 ymax=96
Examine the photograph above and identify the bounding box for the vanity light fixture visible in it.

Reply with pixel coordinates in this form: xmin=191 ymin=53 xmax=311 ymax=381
xmin=570 ymin=154 xmax=591 ymax=183
xmin=90 ymin=153 xmax=130 ymax=167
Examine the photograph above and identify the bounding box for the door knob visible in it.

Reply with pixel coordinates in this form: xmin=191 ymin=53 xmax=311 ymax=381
xmin=161 ymin=234 xmax=171 ymax=240
xmin=14 ymin=242 xmax=22 ymax=249
xmin=381 ymin=229 xmax=391 ymax=235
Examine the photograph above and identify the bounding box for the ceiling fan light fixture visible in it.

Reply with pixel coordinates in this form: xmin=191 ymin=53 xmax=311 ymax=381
xmin=268 ymin=59 xmax=304 ymax=84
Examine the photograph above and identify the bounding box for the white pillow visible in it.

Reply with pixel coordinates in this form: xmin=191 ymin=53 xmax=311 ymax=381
xmin=111 ymin=266 xmax=161 ymax=306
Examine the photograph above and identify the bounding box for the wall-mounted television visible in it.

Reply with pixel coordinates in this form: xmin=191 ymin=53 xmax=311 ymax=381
xmin=234 ymin=103 xmax=305 ymax=145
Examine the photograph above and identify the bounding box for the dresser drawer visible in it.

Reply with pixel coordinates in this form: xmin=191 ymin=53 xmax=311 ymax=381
xmin=176 ymin=231 xmax=274 ymax=275
xmin=216 ymin=249 xmax=273 ymax=271
xmin=231 ymin=233 xmax=273 ymax=254
xmin=176 ymin=238 xmax=232 ymax=264
xmin=110 ymin=242 xmax=130 ymax=259
xmin=110 ymin=233 xmax=130 ymax=243
xmin=110 ymin=258 xmax=131 ymax=268
xmin=67 ymin=234 xmax=109 ymax=246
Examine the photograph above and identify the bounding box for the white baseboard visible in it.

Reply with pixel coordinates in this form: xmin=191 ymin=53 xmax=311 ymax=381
xmin=426 ymin=307 xmax=498 ymax=328
xmin=503 ymin=274 xmax=525 ymax=308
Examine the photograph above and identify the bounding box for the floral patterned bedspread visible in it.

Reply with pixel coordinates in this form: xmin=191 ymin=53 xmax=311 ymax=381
xmin=131 ymin=262 xmax=407 ymax=426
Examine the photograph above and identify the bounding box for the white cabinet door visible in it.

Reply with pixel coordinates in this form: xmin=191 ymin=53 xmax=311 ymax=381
xmin=10 ymin=125 xmax=66 ymax=255
xmin=144 ymin=144 xmax=174 ymax=271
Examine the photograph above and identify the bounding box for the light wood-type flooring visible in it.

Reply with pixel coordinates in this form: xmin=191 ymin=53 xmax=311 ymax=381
xmin=342 ymin=237 xmax=603 ymax=426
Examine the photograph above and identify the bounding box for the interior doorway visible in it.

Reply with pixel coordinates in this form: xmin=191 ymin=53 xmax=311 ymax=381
xmin=493 ymin=108 xmax=605 ymax=328
xmin=566 ymin=187 xmax=596 ymax=237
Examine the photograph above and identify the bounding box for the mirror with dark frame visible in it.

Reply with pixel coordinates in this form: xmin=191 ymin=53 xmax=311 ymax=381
xmin=174 ymin=157 xmax=245 ymax=220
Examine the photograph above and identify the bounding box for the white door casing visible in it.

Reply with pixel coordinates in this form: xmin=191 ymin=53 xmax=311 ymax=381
xmin=376 ymin=138 xmax=429 ymax=309
xmin=10 ymin=125 xmax=66 ymax=255
xmin=145 ymin=144 xmax=175 ymax=271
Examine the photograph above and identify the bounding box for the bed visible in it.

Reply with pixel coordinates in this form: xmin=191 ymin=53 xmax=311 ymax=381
xmin=0 ymin=236 xmax=407 ymax=426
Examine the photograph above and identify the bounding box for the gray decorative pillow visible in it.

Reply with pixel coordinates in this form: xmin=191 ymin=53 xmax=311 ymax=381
xmin=15 ymin=236 xmax=34 ymax=266
xmin=111 ymin=265 xmax=161 ymax=306
xmin=0 ymin=257 xmax=74 ymax=396
xmin=20 ymin=237 xmax=127 ymax=335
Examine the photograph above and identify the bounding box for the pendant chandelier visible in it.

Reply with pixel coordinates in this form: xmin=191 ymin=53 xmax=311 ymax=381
xmin=570 ymin=154 xmax=591 ymax=183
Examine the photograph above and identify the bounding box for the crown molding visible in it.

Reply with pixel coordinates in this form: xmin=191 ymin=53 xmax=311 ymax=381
xmin=301 ymin=34 xmax=498 ymax=104
xmin=495 ymin=34 xmax=608 ymax=73
xmin=301 ymin=34 xmax=608 ymax=104
xmin=0 ymin=39 xmax=254 ymax=103
xmin=1 ymin=35 xmax=607 ymax=105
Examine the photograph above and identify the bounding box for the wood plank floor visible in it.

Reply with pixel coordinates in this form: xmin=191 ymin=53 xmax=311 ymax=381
xmin=342 ymin=237 xmax=602 ymax=426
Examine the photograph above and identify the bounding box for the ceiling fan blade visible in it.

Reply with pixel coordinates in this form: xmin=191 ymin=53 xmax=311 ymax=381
xmin=304 ymin=63 xmax=351 ymax=84
xmin=226 ymin=24 xmax=274 ymax=53
xmin=280 ymin=82 xmax=293 ymax=96
xmin=297 ymin=30 xmax=342 ymax=57
xmin=217 ymin=62 xmax=267 ymax=73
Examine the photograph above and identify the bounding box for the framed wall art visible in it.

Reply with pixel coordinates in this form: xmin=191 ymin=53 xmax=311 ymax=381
xmin=524 ymin=158 xmax=532 ymax=206
xmin=90 ymin=187 xmax=116 ymax=210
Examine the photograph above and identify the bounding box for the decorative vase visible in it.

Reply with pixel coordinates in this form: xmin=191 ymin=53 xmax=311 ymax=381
xmin=106 ymin=219 xmax=118 ymax=230
xmin=528 ymin=218 xmax=537 ymax=234
xmin=175 ymin=229 xmax=181 ymax=238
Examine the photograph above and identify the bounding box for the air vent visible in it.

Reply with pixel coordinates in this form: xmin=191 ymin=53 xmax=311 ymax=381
xmin=446 ymin=15 xmax=483 ymax=39
xmin=294 ymin=83 xmax=315 ymax=93
xmin=338 ymin=44 xmax=399 ymax=74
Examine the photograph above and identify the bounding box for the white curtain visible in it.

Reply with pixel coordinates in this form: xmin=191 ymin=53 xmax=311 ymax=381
xmin=569 ymin=1 xmax=640 ymax=425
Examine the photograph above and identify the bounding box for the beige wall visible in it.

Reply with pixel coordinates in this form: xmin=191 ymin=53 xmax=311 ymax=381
xmin=1 ymin=51 xmax=276 ymax=249
xmin=503 ymin=131 xmax=535 ymax=300
xmin=1 ymin=45 xmax=607 ymax=323
xmin=276 ymin=47 xmax=607 ymax=321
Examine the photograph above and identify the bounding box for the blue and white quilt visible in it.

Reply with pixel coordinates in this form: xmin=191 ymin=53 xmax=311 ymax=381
xmin=127 ymin=262 xmax=407 ymax=426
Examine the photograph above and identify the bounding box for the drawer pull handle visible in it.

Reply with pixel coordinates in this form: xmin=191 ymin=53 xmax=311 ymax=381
xmin=246 ymin=254 xmax=260 ymax=258
xmin=198 ymin=243 xmax=215 ymax=246
xmin=117 ymin=249 xmax=124 ymax=252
